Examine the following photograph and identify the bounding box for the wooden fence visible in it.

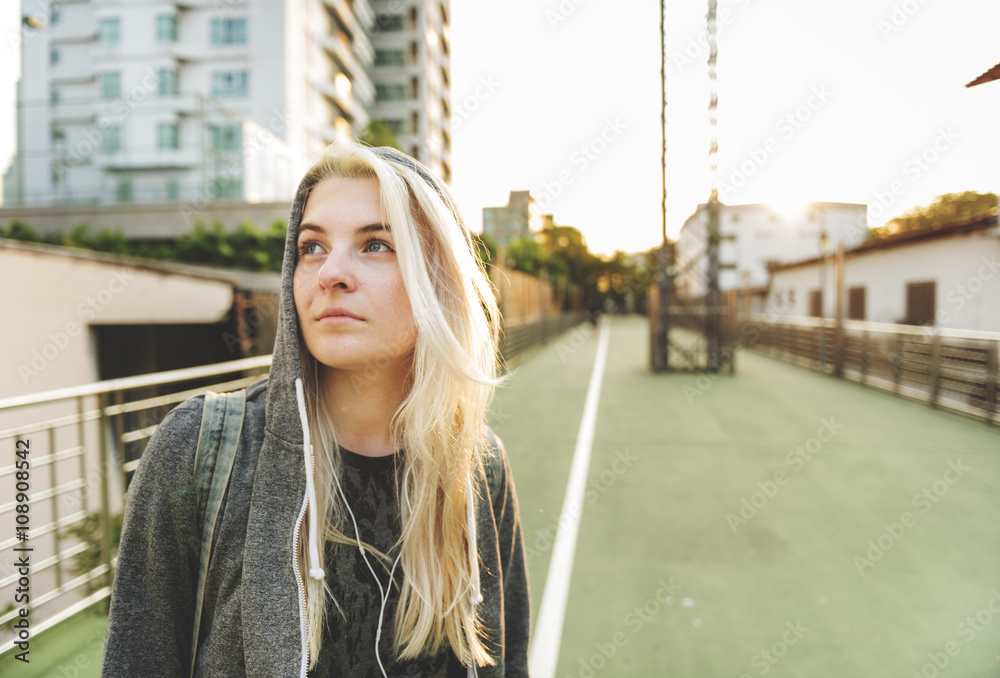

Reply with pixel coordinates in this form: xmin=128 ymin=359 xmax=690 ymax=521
xmin=748 ymin=315 xmax=1000 ymax=425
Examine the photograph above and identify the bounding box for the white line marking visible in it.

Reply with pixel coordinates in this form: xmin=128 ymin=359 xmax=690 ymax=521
xmin=528 ymin=318 xmax=611 ymax=678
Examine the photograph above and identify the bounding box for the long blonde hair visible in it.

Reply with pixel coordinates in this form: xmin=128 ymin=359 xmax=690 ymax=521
xmin=294 ymin=142 xmax=506 ymax=668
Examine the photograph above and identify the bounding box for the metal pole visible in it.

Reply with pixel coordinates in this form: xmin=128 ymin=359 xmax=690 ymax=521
xmin=705 ymin=0 xmax=721 ymax=373
xmin=653 ymin=0 xmax=671 ymax=372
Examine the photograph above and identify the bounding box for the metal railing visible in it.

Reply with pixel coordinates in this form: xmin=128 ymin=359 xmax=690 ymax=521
xmin=0 ymin=356 xmax=271 ymax=656
xmin=0 ymin=311 xmax=586 ymax=653
xmin=748 ymin=315 xmax=1000 ymax=425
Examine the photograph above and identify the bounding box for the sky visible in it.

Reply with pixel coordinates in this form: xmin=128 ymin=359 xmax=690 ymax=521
xmin=2 ymin=0 xmax=999 ymax=257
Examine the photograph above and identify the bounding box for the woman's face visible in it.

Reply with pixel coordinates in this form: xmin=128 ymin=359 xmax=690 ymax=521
xmin=294 ymin=176 xmax=416 ymax=376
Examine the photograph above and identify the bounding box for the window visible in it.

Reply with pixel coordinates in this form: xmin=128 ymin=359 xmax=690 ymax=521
xmin=808 ymin=290 xmax=823 ymax=318
xmin=51 ymin=90 xmax=60 ymax=104
xmin=377 ymin=14 xmax=404 ymax=31
xmin=410 ymin=76 xmax=419 ymax=98
xmin=409 ymin=41 xmax=418 ymax=63
xmin=98 ymin=18 xmax=120 ymax=46
xmin=166 ymin=179 xmax=180 ymax=201
xmin=50 ymin=49 xmax=59 ymax=64
xmin=98 ymin=72 xmax=121 ymax=98
xmin=410 ymin=110 xmax=419 ymax=134
xmin=211 ymin=71 xmax=248 ymax=98
xmin=51 ymin=10 xmax=60 ymax=25
xmin=213 ymin=176 xmax=242 ymax=200
xmin=101 ymin=125 xmax=122 ymax=153
xmin=158 ymin=123 xmax=179 ymax=149
xmin=410 ymin=145 xmax=420 ymax=161
xmin=374 ymin=50 xmax=406 ymax=67
xmin=157 ymin=15 xmax=177 ymax=42
xmin=211 ymin=18 xmax=247 ymax=45
xmin=905 ymin=281 xmax=936 ymax=326
xmin=210 ymin=125 xmax=242 ymax=151
xmin=117 ymin=180 xmax=133 ymax=202
xmin=158 ymin=68 xmax=178 ymax=96
xmin=409 ymin=7 xmax=418 ymax=29
xmin=52 ymin=127 xmax=65 ymax=143
xmin=383 ymin=119 xmax=407 ymax=135
xmin=848 ymin=286 xmax=866 ymax=321
xmin=375 ymin=84 xmax=407 ymax=101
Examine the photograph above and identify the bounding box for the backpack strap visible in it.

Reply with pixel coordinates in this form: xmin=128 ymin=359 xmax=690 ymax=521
xmin=189 ymin=389 xmax=246 ymax=678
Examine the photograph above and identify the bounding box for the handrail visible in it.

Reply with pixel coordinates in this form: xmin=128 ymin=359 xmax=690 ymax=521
xmin=0 ymin=354 xmax=273 ymax=410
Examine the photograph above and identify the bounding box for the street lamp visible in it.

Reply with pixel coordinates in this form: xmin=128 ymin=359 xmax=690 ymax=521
xmin=818 ymin=217 xmax=829 ymax=371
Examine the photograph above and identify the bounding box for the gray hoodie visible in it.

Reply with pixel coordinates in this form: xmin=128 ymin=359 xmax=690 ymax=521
xmin=101 ymin=150 xmax=531 ymax=677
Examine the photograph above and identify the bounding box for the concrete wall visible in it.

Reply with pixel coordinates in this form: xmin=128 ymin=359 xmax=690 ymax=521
xmin=1 ymin=242 xmax=235 ymax=399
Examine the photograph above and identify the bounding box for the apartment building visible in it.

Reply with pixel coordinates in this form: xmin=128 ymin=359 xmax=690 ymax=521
xmin=368 ymin=0 xmax=452 ymax=182
xmin=5 ymin=0 xmax=450 ymax=217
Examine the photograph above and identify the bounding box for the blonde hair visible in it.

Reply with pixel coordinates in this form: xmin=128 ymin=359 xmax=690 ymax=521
xmin=294 ymin=142 xmax=506 ymax=668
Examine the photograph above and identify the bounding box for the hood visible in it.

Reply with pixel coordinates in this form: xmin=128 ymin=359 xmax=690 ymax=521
xmin=261 ymin=145 xmax=486 ymax=675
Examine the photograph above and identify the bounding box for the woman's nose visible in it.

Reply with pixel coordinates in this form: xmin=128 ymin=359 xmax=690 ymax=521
xmin=317 ymin=248 xmax=356 ymax=291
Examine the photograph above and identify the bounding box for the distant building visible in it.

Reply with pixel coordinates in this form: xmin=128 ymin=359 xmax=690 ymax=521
xmin=369 ymin=0 xmax=452 ymax=182
xmin=3 ymin=0 xmax=451 ymax=231
xmin=765 ymin=211 xmax=1000 ymax=331
xmin=483 ymin=190 xmax=534 ymax=247
xmin=674 ymin=202 xmax=868 ymax=301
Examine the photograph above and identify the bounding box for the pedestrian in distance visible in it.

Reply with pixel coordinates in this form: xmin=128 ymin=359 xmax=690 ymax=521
xmin=101 ymin=142 xmax=531 ymax=677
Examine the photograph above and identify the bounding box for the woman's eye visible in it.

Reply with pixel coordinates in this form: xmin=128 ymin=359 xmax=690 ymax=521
xmin=298 ymin=241 xmax=324 ymax=256
xmin=364 ymin=238 xmax=394 ymax=253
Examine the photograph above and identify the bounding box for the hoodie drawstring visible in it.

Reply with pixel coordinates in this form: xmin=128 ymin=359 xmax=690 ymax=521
xmin=295 ymin=378 xmax=484 ymax=674
xmin=295 ymin=378 xmax=325 ymax=580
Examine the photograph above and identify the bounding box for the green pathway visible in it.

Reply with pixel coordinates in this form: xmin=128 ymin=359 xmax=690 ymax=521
xmin=489 ymin=314 xmax=1000 ymax=678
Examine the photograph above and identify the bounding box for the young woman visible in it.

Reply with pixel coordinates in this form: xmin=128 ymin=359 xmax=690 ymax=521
xmin=101 ymin=143 xmax=531 ymax=677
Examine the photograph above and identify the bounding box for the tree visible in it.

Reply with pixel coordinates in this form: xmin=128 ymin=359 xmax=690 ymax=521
xmin=358 ymin=119 xmax=402 ymax=151
xmin=868 ymin=191 xmax=998 ymax=241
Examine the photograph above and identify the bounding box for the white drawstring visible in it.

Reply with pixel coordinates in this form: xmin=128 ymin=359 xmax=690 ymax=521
xmin=295 ymin=378 xmax=325 ymax=580
xmin=296 ymin=375 xmax=484 ymax=674
xmin=465 ymin=474 xmax=483 ymax=606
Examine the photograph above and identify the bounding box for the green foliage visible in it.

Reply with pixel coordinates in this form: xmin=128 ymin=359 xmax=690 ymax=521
xmin=358 ymin=119 xmax=402 ymax=151
xmin=59 ymin=511 xmax=123 ymax=605
xmin=1 ymin=219 xmax=289 ymax=272
xmin=868 ymin=191 xmax=999 ymax=241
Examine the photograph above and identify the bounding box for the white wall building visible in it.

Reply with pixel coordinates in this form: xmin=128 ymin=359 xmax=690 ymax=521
xmin=765 ymin=212 xmax=1000 ymax=331
xmin=674 ymin=201 xmax=868 ymax=300
xmin=5 ymin=0 xmax=450 ymax=215
xmin=369 ymin=0 xmax=452 ymax=182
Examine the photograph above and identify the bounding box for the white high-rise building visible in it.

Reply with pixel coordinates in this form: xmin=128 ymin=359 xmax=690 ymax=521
xmin=5 ymin=0 xmax=450 ymax=212
xmin=369 ymin=0 xmax=452 ymax=182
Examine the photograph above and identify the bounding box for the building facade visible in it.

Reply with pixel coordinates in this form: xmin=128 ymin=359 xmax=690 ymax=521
xmin=5 ymin=0 xmax=449 ymax=215
xmin=483 ymin=190 xmax=534 ymax=247
xmin=674 ymin=201 xmax=868 ymax=299
xmin=765 ymin=213 xmax=1000 ymax=331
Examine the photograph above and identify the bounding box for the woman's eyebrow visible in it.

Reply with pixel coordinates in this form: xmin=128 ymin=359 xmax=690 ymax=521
xmin=297 ymin=223 xmax=391 ymax=237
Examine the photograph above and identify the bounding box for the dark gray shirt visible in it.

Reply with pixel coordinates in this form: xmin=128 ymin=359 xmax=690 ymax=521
xmin=308 ymin=449 xmax=465 ymax=678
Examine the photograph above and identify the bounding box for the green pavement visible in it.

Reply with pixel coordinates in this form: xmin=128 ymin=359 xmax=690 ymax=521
xmin=489 ymin=314 xmax=1000 ymax=678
